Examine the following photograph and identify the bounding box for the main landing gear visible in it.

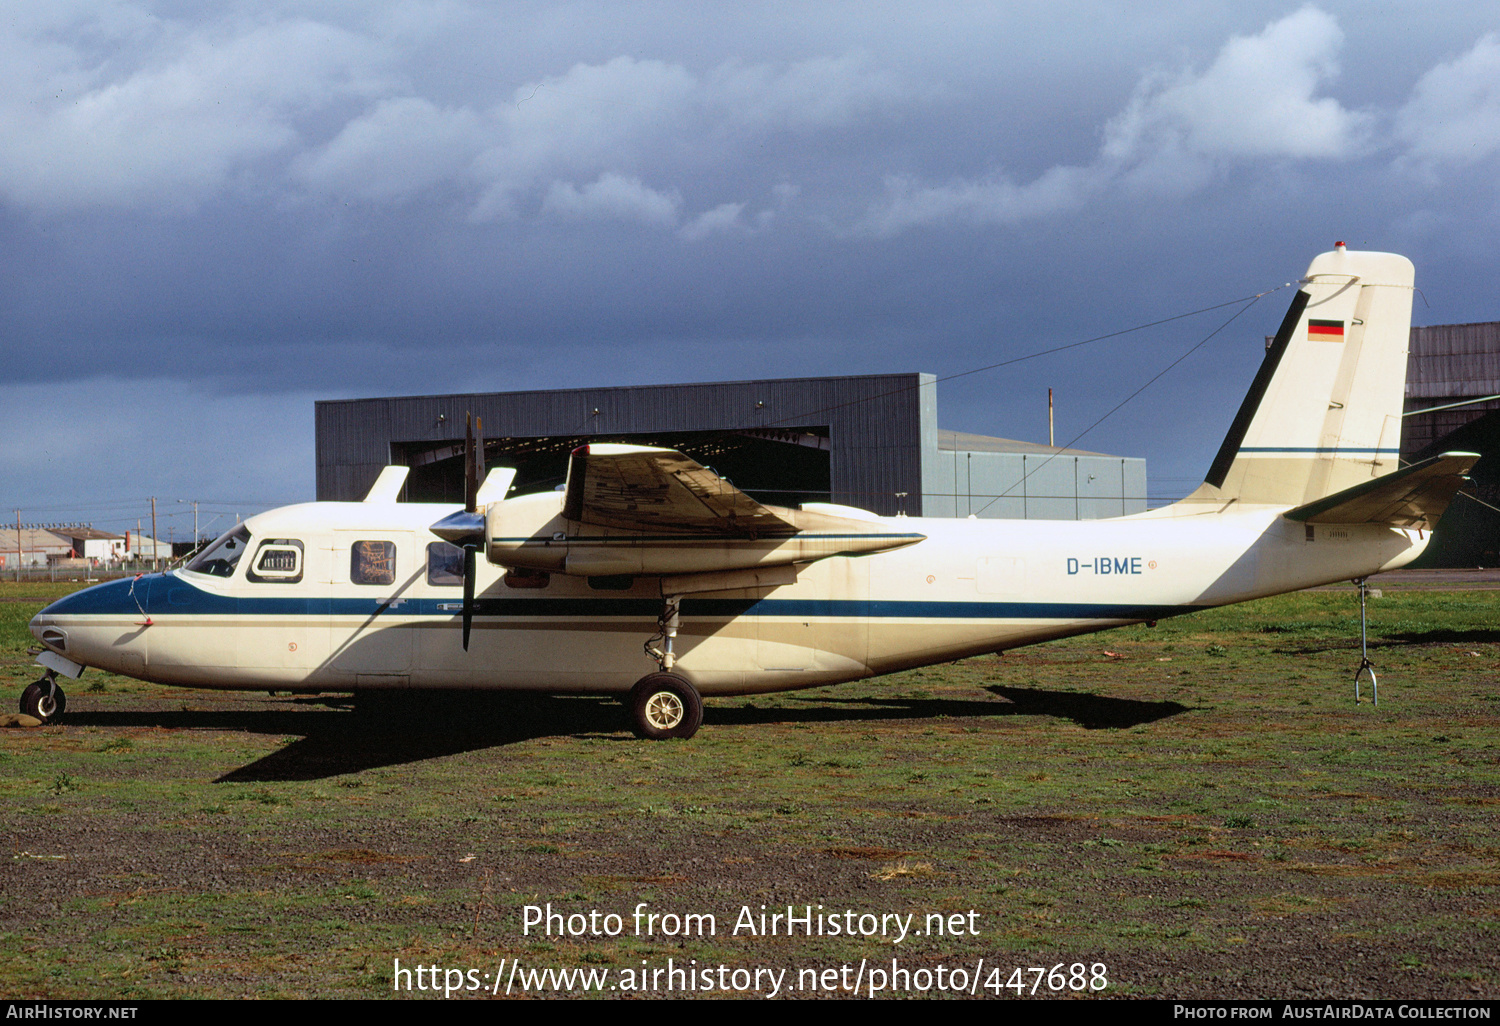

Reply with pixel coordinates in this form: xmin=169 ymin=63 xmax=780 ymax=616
xmin=19 ymin=672 xmax=66 ymax=724
xmin=627 ymin=594 xmax=703 ymax=740
xmin=627 ymin=672 xmax=703 ymax=740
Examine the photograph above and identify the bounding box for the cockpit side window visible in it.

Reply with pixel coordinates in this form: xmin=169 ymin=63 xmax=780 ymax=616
xmin=185 ymin=525 xmax=251 ymax=578
xmin=247 ymin=539 xmax=304 ymax=583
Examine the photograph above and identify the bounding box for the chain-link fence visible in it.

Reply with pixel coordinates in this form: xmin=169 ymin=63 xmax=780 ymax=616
xmin=5 ymin=561 xmax=166 ymax=585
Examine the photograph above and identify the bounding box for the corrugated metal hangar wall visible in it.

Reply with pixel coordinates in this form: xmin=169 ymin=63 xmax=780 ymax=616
xmin=316 ymin=373 xmax=1148 ymax=520
xmin=1403 ymin=322 xmax=1500 ymax=457
xmin=1404 ymin=322 xmax=1500 ymax=566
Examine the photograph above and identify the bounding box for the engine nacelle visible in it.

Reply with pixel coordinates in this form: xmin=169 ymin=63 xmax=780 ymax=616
xmin=485 ymin=491 xmax=923 ymax=577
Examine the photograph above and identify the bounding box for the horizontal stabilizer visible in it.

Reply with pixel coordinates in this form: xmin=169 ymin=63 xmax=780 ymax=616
xmin=1283 ymin=452 xmax=1479 ymax=527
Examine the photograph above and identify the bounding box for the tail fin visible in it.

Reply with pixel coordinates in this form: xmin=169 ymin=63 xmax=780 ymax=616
xmin=1185 ymin=246 xmax=1415 ymax=508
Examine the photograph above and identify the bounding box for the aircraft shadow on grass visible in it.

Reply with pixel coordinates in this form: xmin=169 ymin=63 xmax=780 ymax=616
xmin=1273 ymin=626 xmax=1500 ymax=656
xmin=64 ymin=685 xmax=1190 ymax=781
xmin=982 ymin=686 xmax=1190 ymax=729
xmin=1370 ymin=627 xmax=1500 ymax=647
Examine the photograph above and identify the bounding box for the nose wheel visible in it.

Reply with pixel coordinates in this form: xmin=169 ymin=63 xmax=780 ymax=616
xmin=627 ymin=672 xmax=703 ymax=740
xmin=20 ymin=673 xmax=66 ymax=724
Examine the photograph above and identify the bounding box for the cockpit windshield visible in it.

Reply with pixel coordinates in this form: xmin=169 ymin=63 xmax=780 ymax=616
xmin=185 ymin=525 xmax=251 ymax=578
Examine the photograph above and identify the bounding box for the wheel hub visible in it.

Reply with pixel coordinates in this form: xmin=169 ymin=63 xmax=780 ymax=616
xmin=644 ymin=691 xmax=685 ymax=730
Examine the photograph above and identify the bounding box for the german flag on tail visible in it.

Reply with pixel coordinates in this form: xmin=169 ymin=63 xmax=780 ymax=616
xmin=1308 ymin=319 xmax=1345 ymax=342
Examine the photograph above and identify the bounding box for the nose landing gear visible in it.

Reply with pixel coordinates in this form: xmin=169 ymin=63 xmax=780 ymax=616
xmin=19 ymin=672 xmax=66 ymax=724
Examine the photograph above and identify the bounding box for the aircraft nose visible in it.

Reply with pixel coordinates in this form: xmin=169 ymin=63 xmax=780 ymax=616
xmin=38 ymin=576 xmax=152 ymax=617
xmin=29 ymin=576 xmax=156 ymax=671
xmin=27 ymin=606 xmax=71 ymax=653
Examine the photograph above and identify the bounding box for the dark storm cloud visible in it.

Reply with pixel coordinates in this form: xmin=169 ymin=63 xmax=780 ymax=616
xmin=3 ymin=2 xmax=1499 ymax=524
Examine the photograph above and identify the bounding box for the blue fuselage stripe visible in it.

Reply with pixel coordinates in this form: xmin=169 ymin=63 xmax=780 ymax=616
xmin=1237 ymin=447 xmax=1399 ymax=454
xmin=41 ymin=574 xmax=1203 ymax=623
xmin=488 ymin=533 xmax=927 ymax=543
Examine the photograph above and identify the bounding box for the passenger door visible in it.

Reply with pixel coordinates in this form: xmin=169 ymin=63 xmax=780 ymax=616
xmin=329 ymin=531 xmax=416 ymax=680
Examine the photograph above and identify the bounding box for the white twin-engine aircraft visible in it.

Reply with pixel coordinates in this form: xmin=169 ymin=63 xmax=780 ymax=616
xmin=26 ymin=247 xmax=1476 ymax=739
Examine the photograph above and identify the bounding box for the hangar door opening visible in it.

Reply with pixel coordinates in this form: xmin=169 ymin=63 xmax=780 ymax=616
xmin=394 ymin=427 xmax=832 ymax=509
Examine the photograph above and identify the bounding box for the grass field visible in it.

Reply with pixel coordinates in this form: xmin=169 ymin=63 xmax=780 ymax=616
xmin=1 ymin=579 xmax=1496 ymax=999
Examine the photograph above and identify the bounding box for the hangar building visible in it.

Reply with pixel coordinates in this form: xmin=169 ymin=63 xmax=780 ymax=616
xmin=1402 ymin=321 xmax=1500 ymax=566
xmin=316 ymin=373 xmax=1148 ymax=520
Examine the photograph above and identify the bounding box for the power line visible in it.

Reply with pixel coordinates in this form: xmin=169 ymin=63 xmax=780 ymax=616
xmin=973 ymin=289 xmax=1274 ymax=515
xmin=764 ymin=285 xmax=1292 ymax=430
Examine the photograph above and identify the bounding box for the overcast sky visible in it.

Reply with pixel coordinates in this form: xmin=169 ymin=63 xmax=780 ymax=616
xmin=4 ymin=2 xmax=1498 ymax=537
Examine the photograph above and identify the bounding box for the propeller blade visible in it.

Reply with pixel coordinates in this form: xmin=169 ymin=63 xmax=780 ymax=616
xmin=475 ymin=414 xmax=485 ymax=507
xmin=462 ymin=544 xmax=477 ymax=651
xmin=464 ymin=413 xmax=478 ymax=513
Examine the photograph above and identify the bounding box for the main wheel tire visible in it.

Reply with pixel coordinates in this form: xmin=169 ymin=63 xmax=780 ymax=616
xmin=20 ymin=680 xmax=65 ymax=723
xmin=627 ymin=673 xmax=703 ymax=740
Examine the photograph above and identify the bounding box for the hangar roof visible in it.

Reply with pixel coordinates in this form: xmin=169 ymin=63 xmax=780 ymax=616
xmin=936 ymin=429 xmax=1110 ymax=457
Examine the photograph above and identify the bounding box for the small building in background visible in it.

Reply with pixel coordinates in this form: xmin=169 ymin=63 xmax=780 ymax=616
xmin=49 ymin=525 xmax=125 ymax=562
xmin=123 ymin=531 xmax=173 ymax=561
xmin=0 ymin=527 xmax=73 ymax=569
xmin=925 ymin=430 xmax=1145 ymax=520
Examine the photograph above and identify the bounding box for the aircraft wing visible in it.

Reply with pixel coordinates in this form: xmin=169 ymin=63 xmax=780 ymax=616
xmin=562 ymin=443 xmax=801 ymax=536
xmin=487 ymin=442 xmax=924 ymax=577
xmin=1283 ymin=451 xmax=1480 ymax=527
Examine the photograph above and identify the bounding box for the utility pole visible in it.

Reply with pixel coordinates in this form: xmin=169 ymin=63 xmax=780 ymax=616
xmin=1048 ymin=388 xmax=1055 ymax=449
xmin=150 ymin=497 xmax=159 ymax=573
xmin=178 ymin=499 xmax=199 ymax=554
xmin=14 ymin=510 xmax=20 ymax=583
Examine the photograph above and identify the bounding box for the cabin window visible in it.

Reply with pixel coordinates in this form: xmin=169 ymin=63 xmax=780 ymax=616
xmin=427 ymin=542 xmax=464 ymax=586
xmin=185 ymin=525 xmax=250 ymax=578
xmin=350 ymin=540 xmax=396 ymax=585
xmin=248 ymin=539 xmax=304 ymax=583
